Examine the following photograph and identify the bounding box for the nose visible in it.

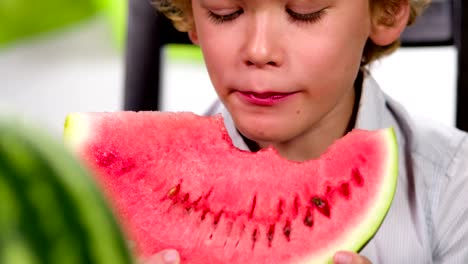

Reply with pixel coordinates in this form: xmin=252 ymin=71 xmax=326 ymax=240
xmin=243 ymin=13 xmax=283 ymax=68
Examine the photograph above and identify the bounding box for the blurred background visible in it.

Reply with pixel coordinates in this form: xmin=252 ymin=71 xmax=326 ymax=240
xmin=0 ymin=0 xmax=465 ymax=139
xmin=0 ymin=0 xmax=126 ymax=137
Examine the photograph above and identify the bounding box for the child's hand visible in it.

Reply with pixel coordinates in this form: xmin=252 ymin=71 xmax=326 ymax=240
xmin=140 ymin=249 xmax=180 ymax=264
xmin=333 ymin=251 xmax=372 ymax=264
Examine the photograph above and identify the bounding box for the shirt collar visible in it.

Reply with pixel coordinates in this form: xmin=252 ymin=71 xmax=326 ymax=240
xmin=355 ymin=73 xmax=388 ymax=130
xmin=220 ymin=107 xmax=251 ymax=151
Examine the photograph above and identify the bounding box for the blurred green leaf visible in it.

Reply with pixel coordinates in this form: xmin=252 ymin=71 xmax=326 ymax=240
xmin=98 ymin=0 xmax=128 ymax=50
xmin=0 ymin=0 xmax=127 ymax=49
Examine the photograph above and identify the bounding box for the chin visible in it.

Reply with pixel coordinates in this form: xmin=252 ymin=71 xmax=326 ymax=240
xmin=227 ymin=102 xmax=306 ymax=143
xmin=236 ymin=119 xmax=297 ymax=145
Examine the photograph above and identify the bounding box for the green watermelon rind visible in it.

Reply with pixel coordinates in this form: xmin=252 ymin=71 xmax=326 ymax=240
xmin=0 ymin=118 xmax=133 ymax=264
xmin=64 ymin=113 xmax=399 ymax=264
xmin=288 ymin=128 xmax=398 ymax=264
xmin=352 ymin=128 xmax=398 ymax=251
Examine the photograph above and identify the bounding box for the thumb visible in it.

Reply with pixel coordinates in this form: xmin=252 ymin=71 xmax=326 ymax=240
xmin=333 ymin=251 xmax=371 ymax=264
xmin=141 ymin=249 xmax=180 ymax=264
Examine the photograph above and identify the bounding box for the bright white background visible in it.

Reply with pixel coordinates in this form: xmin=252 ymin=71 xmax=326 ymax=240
xmin=0 ymin=18 xmax=124 ymax=138
xmin=0 ymin=19 xmax=458 ymax=140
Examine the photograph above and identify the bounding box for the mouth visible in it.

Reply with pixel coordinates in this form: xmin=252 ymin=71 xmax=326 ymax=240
xmin=237 ymin=91 xmax=296 ymax=106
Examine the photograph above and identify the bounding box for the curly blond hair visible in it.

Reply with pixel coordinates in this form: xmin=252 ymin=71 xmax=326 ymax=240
xmin=153 ymin=0 xmax=430 ymax=66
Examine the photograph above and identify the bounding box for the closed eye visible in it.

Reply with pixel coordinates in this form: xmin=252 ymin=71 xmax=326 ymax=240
xmin=207 ymin=9 xmax=244 ymax=24
xmin=286 ymin=8 xmax=326 ymax=24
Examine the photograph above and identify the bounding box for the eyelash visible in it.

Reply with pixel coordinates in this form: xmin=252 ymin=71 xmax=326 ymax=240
xmin=287 ymin=8 xmax=326 ymax=24
xmin=207 ymin=8 xmax=326 ymax=24
xmin=207 ymin=10 xmax=244 ymax=24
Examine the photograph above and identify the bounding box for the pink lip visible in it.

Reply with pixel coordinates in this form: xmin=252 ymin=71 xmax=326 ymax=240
xmin=237 ymin=91 xmax=295 ymax=106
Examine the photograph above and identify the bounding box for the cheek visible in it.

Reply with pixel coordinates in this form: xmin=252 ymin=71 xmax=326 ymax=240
xmin=200 ymin=42 xmax=232 ymax=94
xmin=191 ymin=9 xmax=234 ymax=87
xmin=298 ymin=22 xmax=368 ymax=84
xmin=198 ymin=26 xmax=241 ymax=93
xmin=291 ymin=37 xmax=355 ymax=86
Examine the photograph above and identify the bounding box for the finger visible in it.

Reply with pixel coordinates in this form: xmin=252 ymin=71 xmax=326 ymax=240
xmin=140 ymin=249 xmax=180 ymax=264
xmin=333 ymin=251 xmax=372 ymax=264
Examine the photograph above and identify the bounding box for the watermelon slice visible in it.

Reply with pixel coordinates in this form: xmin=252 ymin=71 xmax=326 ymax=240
xmin=64 ymin=111 xmax=398 ymax=264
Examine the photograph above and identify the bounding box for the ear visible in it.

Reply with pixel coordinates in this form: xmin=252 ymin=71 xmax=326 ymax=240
xmin=370 ymin=1 xmax=410 ymax=46
xmin=188 ymin=28 xmax=199 ymax=45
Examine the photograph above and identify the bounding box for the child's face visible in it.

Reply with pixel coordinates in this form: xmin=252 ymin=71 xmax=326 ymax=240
xmin=190 ymin=0 xmax=374 ymax=153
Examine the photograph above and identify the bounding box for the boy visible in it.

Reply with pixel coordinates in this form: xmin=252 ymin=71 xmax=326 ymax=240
xmin=144 ymin=0 xmax=468 ymax=263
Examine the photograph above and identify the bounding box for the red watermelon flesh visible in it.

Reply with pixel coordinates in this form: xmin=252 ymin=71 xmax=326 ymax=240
xmin=64 ymin=111 xmax=398 ymax=264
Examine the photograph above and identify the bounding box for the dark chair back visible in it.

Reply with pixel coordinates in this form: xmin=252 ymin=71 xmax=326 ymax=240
xmin=124 ymin=0 xmax=190 ymax=111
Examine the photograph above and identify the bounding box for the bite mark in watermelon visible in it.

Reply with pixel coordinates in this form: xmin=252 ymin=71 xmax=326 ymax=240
xmin=64 ymin=111 xmax=398 ymax=264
